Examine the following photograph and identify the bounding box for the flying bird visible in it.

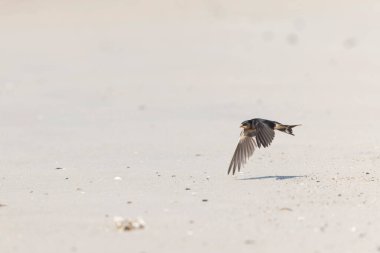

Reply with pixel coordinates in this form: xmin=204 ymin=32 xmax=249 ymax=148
xmin=228 ymin=118 xmax=300 ymax=175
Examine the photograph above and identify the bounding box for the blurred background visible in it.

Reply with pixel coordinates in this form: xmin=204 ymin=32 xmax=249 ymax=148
xmin=2 ymin=0 xmax=380 ymax=168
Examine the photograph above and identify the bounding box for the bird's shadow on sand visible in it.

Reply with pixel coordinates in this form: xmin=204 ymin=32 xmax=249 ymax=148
xmin=238 ymin=175 xmax=306 ymax=181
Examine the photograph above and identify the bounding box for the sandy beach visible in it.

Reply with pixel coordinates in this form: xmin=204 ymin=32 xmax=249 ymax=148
xmin=1 ymin=1 xmax=380 ymax=252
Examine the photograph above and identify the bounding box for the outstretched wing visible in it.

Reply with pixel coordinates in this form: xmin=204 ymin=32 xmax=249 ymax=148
xmin=228 ymin=132 xmax=257 ymax=175
xmin=255 ymin=121 xmax=275 ymax=148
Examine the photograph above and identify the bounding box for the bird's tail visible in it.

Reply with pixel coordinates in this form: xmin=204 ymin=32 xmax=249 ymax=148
xmin=275 ymin=124 xmax=301 ymax=136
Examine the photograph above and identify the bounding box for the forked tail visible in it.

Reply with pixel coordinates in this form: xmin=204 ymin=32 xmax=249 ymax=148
xmin=275 ymin=124 xmax=301 ymax=136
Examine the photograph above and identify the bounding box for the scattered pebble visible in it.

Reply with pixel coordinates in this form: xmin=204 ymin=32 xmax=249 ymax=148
xmin=55 ymin=167 xmax=64 ymax=170
xmin=187 ymin=230 xmax=194 ymax=236
xmin=195 ymin=154 xmax=202 ymax=157
xmin=280 ymin=207 xmax=293 ymax=211
xmin=320 ymin=224 xmax=328 ymax=232
xmin=114 ymin=216 xmax=145 ymax=231
xmin=202 ymin=199 xmax=208 ymax=202
xmin=244 ymin=239 xmax=255 ymax=245
xmin=127 ymin=201 xmax=132 ymax=204
xmin=343 ymin=37 xmax=357 ymax=49
xmin=138 ymin=105 xmax=146 ymax=111
xmin=114 ymin=176 xmax=122 ymax=181
xmin=185 ymin=188 xmax=191 ymax=191
xmin=76 ymin=188 xmax=85 ymax=194
xmin=65 ymin=177 xmax=69 ymax=180
xmin=350 ymin=226 xmax=357 ymax=232
xmin=0 ymin=203 xmax=6 ymax=207
xmin=338 ymin=194 xmax=342 ymax=197
xmin=286 ymin=33 xmax=299 ymax=45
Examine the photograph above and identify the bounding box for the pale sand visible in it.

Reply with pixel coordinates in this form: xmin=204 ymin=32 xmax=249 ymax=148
xmin=1 ymin=1 xmax=380 ymax=252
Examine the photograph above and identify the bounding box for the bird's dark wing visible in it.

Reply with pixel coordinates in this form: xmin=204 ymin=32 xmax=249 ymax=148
xmin=228 ymin=132 xmax=257 ymax=175
xmin=255 ymin=121 xmax=275 ymax=148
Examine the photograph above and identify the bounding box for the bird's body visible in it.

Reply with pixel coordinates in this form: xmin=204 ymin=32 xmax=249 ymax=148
xmin=228 ymin=118 xmax=300 ymax=175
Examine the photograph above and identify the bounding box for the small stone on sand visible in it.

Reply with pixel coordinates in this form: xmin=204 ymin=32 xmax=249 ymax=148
xmin=114 ymin=216 xmax=145 ymax=231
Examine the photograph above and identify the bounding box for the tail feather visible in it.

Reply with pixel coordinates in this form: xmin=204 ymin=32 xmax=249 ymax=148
xmin=276 ymin=124 xmax=301 ymax=136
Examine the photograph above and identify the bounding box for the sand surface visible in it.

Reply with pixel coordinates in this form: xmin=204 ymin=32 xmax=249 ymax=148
xmin=1 ymin=1 xmax=380 ymax=252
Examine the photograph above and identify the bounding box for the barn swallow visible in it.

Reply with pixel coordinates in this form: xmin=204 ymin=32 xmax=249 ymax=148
xmin=228 ymin=118 xmax=300 ymax=175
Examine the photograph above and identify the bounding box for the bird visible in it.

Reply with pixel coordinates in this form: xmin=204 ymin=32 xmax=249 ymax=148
xmin=228 ymin=118 xmax=300 ymax=175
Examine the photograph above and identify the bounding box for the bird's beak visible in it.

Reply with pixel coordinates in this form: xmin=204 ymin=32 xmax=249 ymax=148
xmin=240 ymin=124 xmax=243 ymax=128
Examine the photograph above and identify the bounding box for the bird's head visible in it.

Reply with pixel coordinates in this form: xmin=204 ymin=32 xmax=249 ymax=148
xmin=240 ymin=120 xmax=251 ymax=129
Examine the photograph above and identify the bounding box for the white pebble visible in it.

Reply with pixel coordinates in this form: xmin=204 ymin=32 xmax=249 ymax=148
xmin=113 ymin=216 xmax=145 ymax=231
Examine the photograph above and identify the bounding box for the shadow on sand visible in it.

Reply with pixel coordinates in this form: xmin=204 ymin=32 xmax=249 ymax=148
xmin=239 ymin=175 xmax=306 ymax=181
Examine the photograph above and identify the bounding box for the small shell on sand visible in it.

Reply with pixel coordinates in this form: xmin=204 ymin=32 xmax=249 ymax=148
xmin=113 ymin=216 xmax=145 ymax=231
